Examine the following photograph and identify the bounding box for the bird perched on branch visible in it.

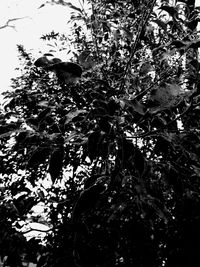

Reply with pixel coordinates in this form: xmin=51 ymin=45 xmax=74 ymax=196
xmin=46 ymin=61 xmax=82 ymax=83
xmin=34 ymin=55 xmax=82 ymax=84
xmin=34 ymin=56 xmax=53 ymax=68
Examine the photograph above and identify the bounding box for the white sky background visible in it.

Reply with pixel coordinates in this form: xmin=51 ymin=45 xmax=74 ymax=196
xmin=0 ymin=0 xmax=86 ymax=102
xmin=0 ymin=0 xmax=200 ymax=102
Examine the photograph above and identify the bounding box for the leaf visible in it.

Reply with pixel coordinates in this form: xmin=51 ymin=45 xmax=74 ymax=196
xmin=27 ymin=147 xmax=50 ymax=168
xmin=13 ymin=192 xmax=36 ymax=215
xmin=65 ymin=109 xmax=87 ymax=124
xmin=78 ymin=50 xmax=94 ymax=69
xmin=154 ymin=136 xmax=170 ymax=155
xmin=92 ymin=99 xmax=108 ymax=111
xmin=119 ymin=138 xmax=145 ymax=175
xmin=153 ymin=19 xmax=167 ymax=31
xmin=121 ymin=27 xmax=133 ymax=40
xmin=170 ymin=40 xmax=187 ymax=49
xmin=0 ymin=122 xmax=21 ymax=135
xmin=151 ymin=115 xmax=167 ymax=128
xmin=188 ymin=39 xmax=200 ymax=49
xmin=38 ymin=3 xmax=45 ymax=9
xmin=0 ymin=129 xmax=23 ymax=139
xmin=134 ymin=147 xmax=145 ymax=176
xmin=48 ymin=148 xmax=64 ymax=183
xmin=139 ymin=62 xmax=153 ymax=76
xmin=44 ymin=53 xmax=54 ymax=57
xmin=121 ymin=99 xmax=146 ymax=115
xmin=166 ymin=164 xmax=183 ymax=193
xmin=189 ymin=59 xmax=200 ymax=70
xmin=72 ymin=180 xmax=107 ymax=221
xmin=150 ymin=83 xmax=185 ymax=108
xmin=37 ymin=101 xmax=50 ymax=107
xmin=65 ymin=131 xmax=87 ymax=145
xmin=159 ymin=6 xmax=178 ymax=18
xmin=99 ymin=118 xmax=111 ymax=133
xmin=38 ymin=108 xmax=51 ymax=122
xmin=78 ymin=50 xmax=91 ymax=62
xmin=22 ymin=196 xmax=36 ymax=213
xmin=191 ymin=165 xmax=200 ymax=177
xmin=87 ymin=131 xmax=104 ymax=161
xmin=107 ymin=99 xmax=119 ymax=116
xmin=65 ymin=2 xmax=82 ymax=13
xmin=14 ymin=131 xmax=30 ymax=150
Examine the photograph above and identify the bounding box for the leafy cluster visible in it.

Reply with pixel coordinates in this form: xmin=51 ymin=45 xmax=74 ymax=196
xmin=1 ymin=0 xmax=200 ymax=266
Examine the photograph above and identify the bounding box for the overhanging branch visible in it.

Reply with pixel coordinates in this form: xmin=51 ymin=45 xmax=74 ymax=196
xmin=0 ymin=17 xmax=28 ymax=30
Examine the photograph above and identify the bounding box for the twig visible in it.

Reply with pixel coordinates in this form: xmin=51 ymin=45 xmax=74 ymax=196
xmin=132 ymin=66 xmax=173 ymax=101
xmin=126 ymin=99 xmax=195 ymax=139
xmin=0 ymin=17 xmax=28 ymax=30
xmin=166 ymin=100 xmax=193 ymax=127
xmin=90 ymin=2 xmax=100 ymax=62
xmin=126 ymin=129 xmax=159 ymax=139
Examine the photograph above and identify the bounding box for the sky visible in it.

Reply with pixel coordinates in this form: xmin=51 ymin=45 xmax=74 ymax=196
xmin=0 ymin=0 xmax=85 ymax=102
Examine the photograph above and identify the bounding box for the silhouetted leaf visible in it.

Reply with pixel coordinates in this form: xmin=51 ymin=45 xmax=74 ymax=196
xmin=38 ymin=3 xmax=45 ymax=9
xmin=170 ymin=40 xmax=187 ymax=48
xmin=87 ymin=131 xmax=104 ymax=161
xmin=99 ymin=118 xmax=111 ymax=133
xmin=0 ymin=122 xmax=21 ymax=136
xmin=166 ymin=164 xmax=183 ymax=193
xmin=27 ymin=147 xmax=50 ymax=168
xmin=153 ymin=19 xmax=167 ymax=31
xmin=48 ymin=148 xmax=64 ymax=183
xmin=72 ymin=179 xmax=107 ymax=221
xmin=38 ymin=108 xmax=51 ymax=122
xmin=134 ymin=147 xmax=145 ymax=176
xmin=107 ymin=99 xmax=120 ymax=115
xmin=65 ymin=2 xmax=82 ymax=13
xmin=121 ymin=99 xmax=146 ymax=115
xmin=159 ymin=5 xmax=178 ymax=18
xmin=188 ymin=39 xmax=200 ymax=49
xmin=65 ymin=109 xmax=87 ymax=124
xmin=189 ymin=59 xmax=200 ymax=70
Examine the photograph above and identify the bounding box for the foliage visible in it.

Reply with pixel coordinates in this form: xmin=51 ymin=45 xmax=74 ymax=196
xmin=1 ymin=0 xmax=200 ymax=266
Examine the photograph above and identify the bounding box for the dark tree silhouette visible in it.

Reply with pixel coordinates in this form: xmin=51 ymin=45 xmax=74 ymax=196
xmin=1 ymin=0 xmax=200 ymax=266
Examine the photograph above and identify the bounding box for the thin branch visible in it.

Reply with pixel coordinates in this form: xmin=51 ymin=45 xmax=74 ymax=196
xmin=131 ymin=66 xmax=173 ymax=102
xmin=131 ymin=41 xmax=185 ymax=102
xmin=91 ymin=2 xmax=100 ymax=62
xmin=166 ymin=95 xmax=200 ymax=128
xmin=0 ymin=17 xmax=28 ymax=30
xmin=127 ymin=99 xmax=195 ymax=139
xmin=120 ymin=0 xmax=157 ymax=92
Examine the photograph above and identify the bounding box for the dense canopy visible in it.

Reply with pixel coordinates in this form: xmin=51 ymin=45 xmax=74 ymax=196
xmin=1 ymin=0 xmax=200 ymax=266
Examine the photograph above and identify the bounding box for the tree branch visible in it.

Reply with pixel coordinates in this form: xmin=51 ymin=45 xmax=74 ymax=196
xmin=120 ymin=0 xmax=157 ymax=92
xmin=0 ymin=17 xmax=28 ymax=30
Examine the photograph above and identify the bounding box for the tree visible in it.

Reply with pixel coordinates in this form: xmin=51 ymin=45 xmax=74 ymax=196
xmin=1 ymin=0 xmax=200 ymax=266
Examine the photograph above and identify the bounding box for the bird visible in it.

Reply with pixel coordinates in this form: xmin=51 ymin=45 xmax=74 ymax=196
xmin=34 ymin=56 xmax=82 ymax=84
xmin=50 ymin=57 xmax=62 ymax=64
xmin=34 ymin=56 xmax=52 ymax=68
xmin=46 ymin=61 xmax=82 ymax=84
